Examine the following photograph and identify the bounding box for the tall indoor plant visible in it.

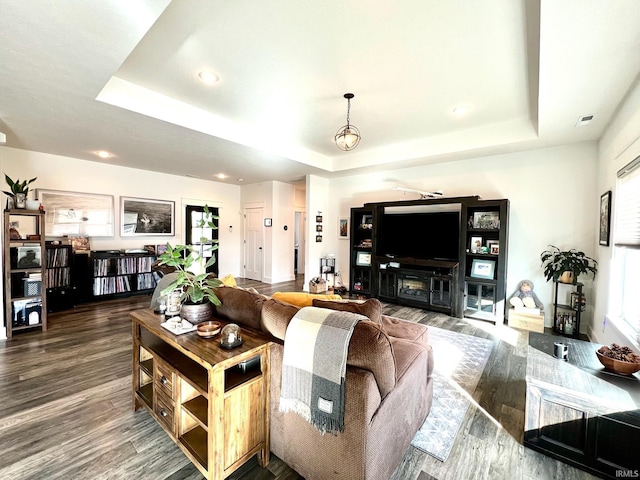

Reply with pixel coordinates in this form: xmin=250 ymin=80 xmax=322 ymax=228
xmin=157 ymin=205 xmax=222 ymax=323
xmin=540 ymin=245 xmax=598 ymax=284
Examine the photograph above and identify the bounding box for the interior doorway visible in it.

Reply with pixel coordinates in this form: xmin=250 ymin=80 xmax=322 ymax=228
xmin=294 ymin=211 xmax=306 ymax=275
xmin=244 ymin=207 xmax=263 ymax=281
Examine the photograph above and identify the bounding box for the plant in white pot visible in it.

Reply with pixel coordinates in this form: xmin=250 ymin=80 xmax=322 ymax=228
xmin=540 ymin=245 xmax=598 ymax=284
xmin=3 ymin=174 xmax=37 ymax=209
xmin=156 ymin=205 xmax=222 ymax=324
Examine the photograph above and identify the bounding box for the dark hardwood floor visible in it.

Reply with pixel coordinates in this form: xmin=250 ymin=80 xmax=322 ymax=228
xmin=0 ymin=277 xmax=597 ymax=479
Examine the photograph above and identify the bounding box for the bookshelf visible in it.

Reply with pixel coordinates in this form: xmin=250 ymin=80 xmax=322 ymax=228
xmin=3 ymin=209 xmax=47 ymax=338
xmin=91 ymin=250 xmax=160 ymax=298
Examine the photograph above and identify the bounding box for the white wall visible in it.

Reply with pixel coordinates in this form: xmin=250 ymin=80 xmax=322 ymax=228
xmin=593 ymin=77 xmax=640 ymax=347
xmin=0 ymin=147 xmax=243 ymax=338
xmin=306 ymin=175 xmax=330 ymax=291
xmin=318 ymin=142 xmax=599 ymax=330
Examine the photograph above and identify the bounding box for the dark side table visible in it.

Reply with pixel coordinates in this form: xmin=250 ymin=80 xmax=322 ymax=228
xmin=525 ymin=332 xmax=640 ymax=478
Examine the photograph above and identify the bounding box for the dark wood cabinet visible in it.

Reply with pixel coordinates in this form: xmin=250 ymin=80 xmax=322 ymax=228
xmin=348 ymin=197 xmax=509 ymax=321
xmin=349 ymin=207 xmax=374 ymax=295
xmin=526 ymin=333 xmax=640 ymax=478
xmin=461 ymin=199 xmax=510 ymax=323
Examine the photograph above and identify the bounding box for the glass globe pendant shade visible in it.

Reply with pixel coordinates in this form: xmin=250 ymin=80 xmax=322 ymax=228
xmin=334 ymin=124 xmax=361 ymax=151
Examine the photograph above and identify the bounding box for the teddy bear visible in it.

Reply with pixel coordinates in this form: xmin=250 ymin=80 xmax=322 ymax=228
xmin=509 ymin=279 xmax=543 ymax=310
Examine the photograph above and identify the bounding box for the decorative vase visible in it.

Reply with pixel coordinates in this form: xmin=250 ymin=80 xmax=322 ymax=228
xmin=180 ymin=302 xmax=214 ymax=324
xmin=559 ymin=271 xmax=575 ymax=284
xmin=14 ymin=193 xmax=26 ymax=209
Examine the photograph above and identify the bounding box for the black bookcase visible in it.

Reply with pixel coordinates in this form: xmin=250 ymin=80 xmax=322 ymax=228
xmin=349 ymin=207 xmax=374 ymax=296
xmin=45 ymin=243 xmax=76 ymax=312
xmin=348 ymin=196 xmax=510 ymax=322
xmin=91 ymin=251 xmax=160 ymax=299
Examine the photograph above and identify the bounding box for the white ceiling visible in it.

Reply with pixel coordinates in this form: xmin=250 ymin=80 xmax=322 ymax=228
xmin=1 ymin=0 xmax=639 ymax=186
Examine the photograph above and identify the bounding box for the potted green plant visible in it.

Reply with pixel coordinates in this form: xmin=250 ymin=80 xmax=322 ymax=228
xmin=3 ymin=174 xmax=37 ymax=209
xmin=156 ymin=205 xmax=222 ymax=323
xmin=540 ymin=245 xmax=598 ymax=284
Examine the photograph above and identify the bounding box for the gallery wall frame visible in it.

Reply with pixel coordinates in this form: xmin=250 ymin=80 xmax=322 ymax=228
xmin=120 ymin=197 xmax=174 ymax=236
xmin=36 ymin=189 xmax=115 ymax=237
xmin=599 ymin=190 xmax=611 ymax=246
xmin=338 ymin=217 xmax=349 ymax=239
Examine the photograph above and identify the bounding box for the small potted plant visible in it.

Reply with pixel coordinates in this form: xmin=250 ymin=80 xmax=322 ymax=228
xmin=156 ymin=205 xmax=222 ymax=323
xmin=3 ymin=174 xmax=37 ymax=209
xmin=540 ymin=245 xmax=598 ymax=284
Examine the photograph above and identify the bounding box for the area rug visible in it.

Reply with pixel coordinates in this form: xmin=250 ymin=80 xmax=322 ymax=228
xmin=411 ymin=326 xmax=494 ymax=462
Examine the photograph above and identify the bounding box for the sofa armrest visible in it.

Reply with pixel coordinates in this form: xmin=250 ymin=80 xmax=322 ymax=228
xmin=381 ymin=315 xmax=429 ymax=349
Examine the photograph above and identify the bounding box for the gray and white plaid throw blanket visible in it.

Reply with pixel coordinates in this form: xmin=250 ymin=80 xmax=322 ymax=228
xmin=279 ymin=306 xmax=363 ymax=434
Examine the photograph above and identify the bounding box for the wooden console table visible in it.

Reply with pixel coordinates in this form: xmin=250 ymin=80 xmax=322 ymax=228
xmin=525 ymin=332 xmax=640 ymax=477
xmin=131 ymin=309 xmax=271 ymax=479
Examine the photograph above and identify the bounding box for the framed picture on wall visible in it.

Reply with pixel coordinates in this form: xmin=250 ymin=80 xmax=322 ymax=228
xmin=36 ymin=189 xmax=115 ymax=237
xmin=599 ymin=190 xmax=611 ymax=246
xmin=120 ymin=197 xmax=174 ymax=236
xmin=338 ymin=217 xmax=349 ymax=239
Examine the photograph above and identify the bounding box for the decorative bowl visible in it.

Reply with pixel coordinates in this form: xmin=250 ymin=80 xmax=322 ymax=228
xmin=596 ymin=351 xmax=640 ymax=375
xmin=196 ymin=320 xmax=222 ymax=338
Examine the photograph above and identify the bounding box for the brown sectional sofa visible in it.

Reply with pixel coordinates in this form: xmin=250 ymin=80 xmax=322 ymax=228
xmin=212 ymin=286 xmax=434 ymax=480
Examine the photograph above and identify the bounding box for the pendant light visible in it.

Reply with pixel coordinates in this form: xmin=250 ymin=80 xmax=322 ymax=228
xmin=334 ymin=93 xmax=361 ymax=151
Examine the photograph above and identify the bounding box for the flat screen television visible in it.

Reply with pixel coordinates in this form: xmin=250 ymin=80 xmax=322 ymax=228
xmin=377 ymin=211 xmax=460 ymax=261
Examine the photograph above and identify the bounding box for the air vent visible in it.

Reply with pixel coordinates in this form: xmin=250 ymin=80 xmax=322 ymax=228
xmin=576 ymin=115 xmax=594 ymax=127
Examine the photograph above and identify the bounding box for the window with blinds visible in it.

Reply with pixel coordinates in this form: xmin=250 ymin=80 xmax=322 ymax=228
xmin=609 ymin=154 xmax=640 ymax=343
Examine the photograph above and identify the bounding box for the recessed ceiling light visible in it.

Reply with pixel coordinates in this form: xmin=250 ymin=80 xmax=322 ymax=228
xmin=452 ymin=105 xmax=469 ymax=116
xmin=216 ymin=173 xmax=227 ymax=179
xmin=238 ymin=178 xmax=244 ymax=182
xmin=95 ymin=150 xmax=112 ymax=159
xmin=198 ymin=70 xmax=219 ymax=85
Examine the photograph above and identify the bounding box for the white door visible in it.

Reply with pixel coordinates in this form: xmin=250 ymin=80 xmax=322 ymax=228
xmin=244 ymin=207 xmax=263 ymax=281
xmin=295 ymin=211 xmax=306 ymax=274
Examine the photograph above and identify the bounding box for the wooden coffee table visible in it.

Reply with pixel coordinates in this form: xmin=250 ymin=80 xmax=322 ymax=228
xmin=525 ymin=332 xmax=640 ymax=477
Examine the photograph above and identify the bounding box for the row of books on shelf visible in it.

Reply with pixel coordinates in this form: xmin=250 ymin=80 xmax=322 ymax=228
xmin=46 ymin=247 xmax=69 ymax=268
xmin=93 ymin=256 xmax=155 ymax=276
xmin=93 ymin=272 xmax=161 ymax=296
xmin=47 ymin=266 xmax=71 ymax=288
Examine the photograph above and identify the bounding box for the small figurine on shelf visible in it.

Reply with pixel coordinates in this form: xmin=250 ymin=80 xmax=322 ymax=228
xmin=508 ymin=279 xmax=544 ymax=310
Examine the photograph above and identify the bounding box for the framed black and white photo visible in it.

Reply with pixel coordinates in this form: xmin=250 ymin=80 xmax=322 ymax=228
xmin=470 ymin=259 xmax=495 ymax=279
xmin=599 ymin=190 xmax=611 ymax=246
xmin=315 ymin=215 xmax=323 ymax=223
xmin=338 ymin=217 xmax=349 ymax=239
xmin=316 ymin=235 xmax=322 ymax=243
xmin=17 ymin=245 xmax=42 ymax=268
xmin=472 ymin=211 xmax=500 ymax=229
xmin=264 ymin=218 xmax=272 ymax=227
xmin=316 ymin=224 xmax=323 ymax=232
xmin=36 ymin=189 xmax=115 ymax=237
xmin=356 ymin=251 xmax=372 ymax=266
xmin=120 ymin=197 xmax=174 ymax=236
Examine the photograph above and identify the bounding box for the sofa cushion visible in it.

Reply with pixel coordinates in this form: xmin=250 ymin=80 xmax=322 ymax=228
xmin=347 ymin=320 xmax=396 ymax=397
xmin=311 ymin=298 xmax=382 ymax=324
xmin=262 ymin=299 xmax=396 ymax=397
xmin=381 ymin=315 xmax=429 ymax=348
xmin=220 ymin=274 xmax=237 ymax=287
xmin=261 ymin=298 xmax=300 ymax=340
xmin=213 ymin=285 xmax=266 ymax=330
xmin=272 ymin=291 xmax=342 ymax=307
